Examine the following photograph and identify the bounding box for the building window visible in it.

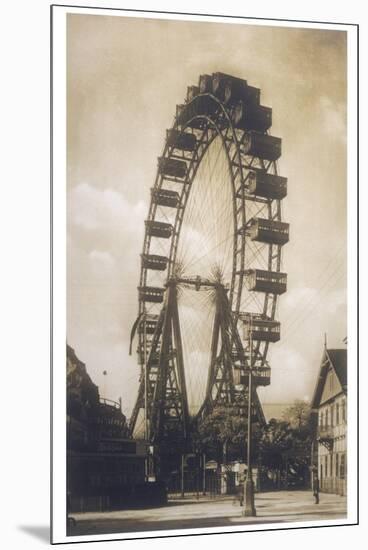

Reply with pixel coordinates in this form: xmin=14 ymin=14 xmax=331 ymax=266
xmin=326 ymin=409 xmax=329 ymax=427
xmin=336 ymin=403 xmax=340 ymax=424
xmin=325 ymin=455 xmax=328 ymax=477
xmin=342 ymin=399 xmax=346 ymax=423
xmin=340 ymin=453 xmax=346 ymax=479
xmin=336 ymin=453 xmax=339 ymax=477
xmin=331 ymin=405 xmax=334 ymax=427
xmin=330 ymin=453 xmax=333 ymax=477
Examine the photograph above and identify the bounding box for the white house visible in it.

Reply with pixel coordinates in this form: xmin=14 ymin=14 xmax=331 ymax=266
xmin=311 ymin=346 xmax=347 ymax=495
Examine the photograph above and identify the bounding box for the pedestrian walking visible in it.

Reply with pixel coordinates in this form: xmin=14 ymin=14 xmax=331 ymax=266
xmin=232 ymin=482 xmax=244 ymax=506
xmin=236 ymin=473 xmax=245 ymax=506
xmin=313 ymin=476 xmax=320 ymax=504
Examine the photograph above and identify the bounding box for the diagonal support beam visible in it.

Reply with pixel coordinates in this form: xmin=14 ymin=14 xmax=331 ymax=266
xmin=151 ymin=282 xmax=189 ymax=444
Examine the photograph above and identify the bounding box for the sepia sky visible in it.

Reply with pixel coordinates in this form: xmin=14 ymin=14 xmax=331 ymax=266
xmin=67 ymin=14 xmax=347 ymax=419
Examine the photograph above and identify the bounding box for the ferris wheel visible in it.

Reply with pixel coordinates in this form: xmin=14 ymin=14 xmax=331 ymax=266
xmin=130 ymin=73 xmax=289 ymax=443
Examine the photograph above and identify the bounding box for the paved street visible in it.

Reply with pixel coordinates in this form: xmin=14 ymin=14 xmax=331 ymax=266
xmin=68 ymin=490 xmax=347 ymax=537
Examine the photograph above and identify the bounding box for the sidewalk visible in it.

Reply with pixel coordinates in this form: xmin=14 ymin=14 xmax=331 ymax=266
xmin=69 ymin=490 xmax=347 ymax=537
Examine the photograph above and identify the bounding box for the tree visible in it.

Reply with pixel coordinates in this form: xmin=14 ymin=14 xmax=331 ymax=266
xmin=257 ymin=401 xmax=313 ymax=489
xmin=282 ymin=399 xmax=311 ymax=429
xmin=194 ymin=399 xmax=313 ymax=489
xmin=195 ymin=401 xmax=261 ymax=464
xmin=258 ymin=419 xmax=293 ymax=471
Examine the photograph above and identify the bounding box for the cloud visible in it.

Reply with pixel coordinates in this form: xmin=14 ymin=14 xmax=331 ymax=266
xmin=88 ymin=249 xmax=116 ymax=279
xmin=318 ymin=95 xmax=346 ymax=142
xmin=89 ymin=249 xmax=115 ymax=266
xmin=67 ymin=183 xmax=148 ymax=385
xmin=68 ymin=181 xmax=146 ymax=280
xmin=326 ymin=287 xmax=346 ymax=314
xmin=259 ymin=345 xmax=315 ymax=404
xmin=282 ymin=286 xmax=317 ymax=312
xmin=69 ymin=182 xmax=146 ymax=234
xmin=280 ymin=283 xmax=346 ymax=332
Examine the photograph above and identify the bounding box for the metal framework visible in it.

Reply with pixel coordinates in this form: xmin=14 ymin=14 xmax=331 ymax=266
xmin=129 ymin=73 xmax=289 ymax=447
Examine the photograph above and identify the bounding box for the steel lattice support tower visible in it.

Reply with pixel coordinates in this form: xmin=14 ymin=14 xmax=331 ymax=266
xmin=130 ymin=279 xmax=266 ymax=447
xmin=198 ymin=283 xmax=265 ymax=425
xmin=150 ymin=281 xmax=189 ymax=444
xmin=129 ymin=281 xmax=190 ymax=448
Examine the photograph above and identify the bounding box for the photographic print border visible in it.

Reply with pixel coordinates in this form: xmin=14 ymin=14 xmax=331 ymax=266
xmin=51 ymin=3 xmax=359 ymax=544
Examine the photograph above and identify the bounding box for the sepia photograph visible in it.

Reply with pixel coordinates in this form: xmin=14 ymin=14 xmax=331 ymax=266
xmin=50 ymin=4 xmax=358 ymax=544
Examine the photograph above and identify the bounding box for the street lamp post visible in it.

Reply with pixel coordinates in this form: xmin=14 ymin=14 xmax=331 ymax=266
xmin=243 ymin=314 xmax=256 ymax=517
xmin=141 ymin=312 xmax=149 ymax=480
xmin=143 ymin=313 xmax=148 ymax=442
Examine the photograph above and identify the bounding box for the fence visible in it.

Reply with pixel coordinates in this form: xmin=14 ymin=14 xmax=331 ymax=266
xmin=166 ymin=470 xmax=239 ymax=497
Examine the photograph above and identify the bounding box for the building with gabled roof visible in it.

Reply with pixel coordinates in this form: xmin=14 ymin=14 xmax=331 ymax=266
xmin=310 ymin=345 xmax=347 ymax=495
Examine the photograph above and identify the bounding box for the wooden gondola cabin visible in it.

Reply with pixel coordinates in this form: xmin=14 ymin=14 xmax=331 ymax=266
xmin=240 ymin=314 xmax=281 ymax=343
xmin=145 ymin=220 xmax=173 ymax=239
xmin=245 ymin=269 xmax=287 ymax=295
xmin=138 ymin=286 xmax=165 ymax=303
xmin=141 ymin=254 xmax=169 ymax=271
xmin=248 ymin=217 xmax=289 ymax=246
xmin=151 ymin=188 xmax=180 ymax=209
xmin=247 ymin=170 xmax=287 ymax=200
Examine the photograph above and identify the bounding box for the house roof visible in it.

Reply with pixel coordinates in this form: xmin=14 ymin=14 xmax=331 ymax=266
xmin=311 ymin=347 xmax=347 ymax=410
xmin=326 ymin=349 xmax=347 ymax=389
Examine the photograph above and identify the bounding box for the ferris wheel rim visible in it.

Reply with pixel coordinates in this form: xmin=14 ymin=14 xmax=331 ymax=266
xmin=139 ymin=89 xmax=283 ymax=327
xmin=140 ymin=92 xmax=248 ymax=314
